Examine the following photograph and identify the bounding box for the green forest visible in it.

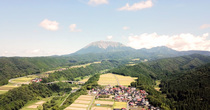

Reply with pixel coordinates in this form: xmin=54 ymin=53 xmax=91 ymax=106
xmin=110 ymin=54 xmax=210 ymax=110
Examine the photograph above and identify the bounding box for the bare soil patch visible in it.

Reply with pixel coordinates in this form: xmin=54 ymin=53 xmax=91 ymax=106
xmin=70 ymin=104 xmax=89 ymax=108
xmin=35 ymin=101 xmax=46 ymax=105
xmin=65 ymin=107 xmax=87 ymax=110
xmin=27 ymin=105 xmax=39 ymax=108
xmin=91 ymin=107 xmax=111 ymax=110
xmin=94 ymin=101 xmax=114 ymax=105
xmin=74 ymin=100 xmax=90 ymax=104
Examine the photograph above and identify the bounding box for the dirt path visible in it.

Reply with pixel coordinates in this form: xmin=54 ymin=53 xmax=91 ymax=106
xmin=113 ymin=74 xmax=120 ymax=85
xmin=88 ymin=95 xmax=95 ymax=110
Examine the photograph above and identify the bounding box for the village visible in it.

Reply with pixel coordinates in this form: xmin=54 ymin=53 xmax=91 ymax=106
xmin=91 ymin=85 xmax=160 ymax=110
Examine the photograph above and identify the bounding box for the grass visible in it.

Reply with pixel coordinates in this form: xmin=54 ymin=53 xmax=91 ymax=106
xmin=113 ymin=102 xmax=127 ymax=109
xmin=154 ymin=80 xmax=161 ymax=91
xmin=0 ymin=75 xmax=37 ymax=94
xmin=20 ymin=96 xmax=53 ymax=110
xmin=0 ymin=90 xmax=8 ymax=94
xmin=11 ymin=75 xmax=37 ymax=83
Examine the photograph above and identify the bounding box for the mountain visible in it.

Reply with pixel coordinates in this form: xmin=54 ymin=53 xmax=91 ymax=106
xmin=74 ymin=41 xmax=134 ymax=54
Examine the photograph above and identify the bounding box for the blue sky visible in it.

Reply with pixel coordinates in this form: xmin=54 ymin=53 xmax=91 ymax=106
xmin=0 ymin=0 xmax=210 ymax=56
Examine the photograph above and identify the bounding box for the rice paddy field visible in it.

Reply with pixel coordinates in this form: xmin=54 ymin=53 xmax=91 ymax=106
xmin=114 ymin=74 xmax=137 ymax=86
xmin=64 ymin=95 xmax=95 ymax=110
xmin=98 ymin=73 xmax=137 ymax=86
xmin=113 ymin=102 xmax=127 ymax=109
xmin=98 ymin=73 xmax=118 ymax=86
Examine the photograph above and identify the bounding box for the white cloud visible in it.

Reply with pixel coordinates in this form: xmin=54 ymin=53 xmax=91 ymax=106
xmin=107 ymin=35 xmax=113 ymax=40
xmin=200 ymin=24 xmax=210 ymax=29
xmin=127 ymin=33 xmax=210 ymax=51
xmin=118 ymin=0 xmax=153 ymax=11
xmin=88 ymin=0 xmax=108 ymax=5
xmin=69 ymin=24 xmax=82 ymax=32
xmin=123 ymin=26 xmax=129 ymax=30
xmin=39 ymin=19 xmax=59 ymax=31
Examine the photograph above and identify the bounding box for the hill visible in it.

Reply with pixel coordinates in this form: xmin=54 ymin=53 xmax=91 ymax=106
xmin=110 ymin=54 xmax=210 ymax=79
xmin=0 ymin=57 xmax=68 ymax=85
xmin=74 ymin=41 xmax=134 ymax=54
xmin=160 ymin=63 xmax=210 ymax=109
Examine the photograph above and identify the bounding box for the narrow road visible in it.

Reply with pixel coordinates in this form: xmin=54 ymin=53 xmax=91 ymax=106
xmin=60 ymin=86 xmax=81 ymax=107
xmin=60 ymin=92 xmax=71 ymax=107
xmin=113 ymin=74 xmax=120 ymax=85
xmin=88 ymin=95 xmax=95 ymax=110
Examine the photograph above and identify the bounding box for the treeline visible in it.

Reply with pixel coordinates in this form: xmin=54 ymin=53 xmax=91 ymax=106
xmin=42 ymin=60 xmax=121 ymax=83
xmin=60 ymin=74 xmax=100 ymax=109
xmin=0 ymin=57 xmax=69 ymax=86
xmin=0 ymin=82 xmax=74 ymax=110
xmin=160 ymin=63 xmax=210 ymax=110
xmin=0 ymin=83 xmax=53 ymax=110
xmin=111 ymin=54 xmax=210 ymax=80
xmin=110 ymin=54 xmax=210 ymax=109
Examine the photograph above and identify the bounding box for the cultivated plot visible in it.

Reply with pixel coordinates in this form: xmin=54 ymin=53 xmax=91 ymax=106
xmin=64 ymin=95 xmax=94 ymax=110
xmin=98 ymin=73 xmax=137 ymax=86
xmin=114 ymin=74 xmax=137 ymax=86
xmin=113 ymin=102 xmax=127 ymax=109
xmin=98 ymin=73 xmax=118 ymax=86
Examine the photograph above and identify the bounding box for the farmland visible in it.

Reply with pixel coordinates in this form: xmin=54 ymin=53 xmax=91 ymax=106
xmin=64 ymin=95 xmax=95 ymax=110
xmin=0 ymin=75 xmax=37 ymax=94
xmin=98 ymin=73 xmax=137 ymax=86
xmin=20 ymin=96 xmax=53 ymax=110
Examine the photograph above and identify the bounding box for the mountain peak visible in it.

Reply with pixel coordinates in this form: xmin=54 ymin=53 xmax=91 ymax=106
xmin=84 ymin=41 xmax=125 ymax=49
xmin=75 ymin=41 xmax=134 ymax=54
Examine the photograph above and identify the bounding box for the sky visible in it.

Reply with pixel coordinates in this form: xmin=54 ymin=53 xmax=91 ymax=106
xmin=0 ymin=0 xmax=210 ymax=57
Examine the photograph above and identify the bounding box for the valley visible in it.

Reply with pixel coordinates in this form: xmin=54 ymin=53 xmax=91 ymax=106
xmin=0 ymin=41 xmax=210 ymax=110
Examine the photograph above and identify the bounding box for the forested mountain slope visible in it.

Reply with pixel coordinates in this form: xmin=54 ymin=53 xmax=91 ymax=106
xmin=110 ymin=54 xmax=210 ymax=79
xmin=110 ymin=54 xmax=210 ymax=109
xmin=160 ymin=63 xmax=210 ymax=110
xmin=0 ymin=57 xmax=68 ymax=85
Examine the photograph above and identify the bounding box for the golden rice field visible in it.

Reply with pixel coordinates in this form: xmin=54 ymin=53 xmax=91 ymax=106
xmin=98 ymin=73 xmax=118 ymax=86
xmin=113 ymin=102 xmax=127 ymax=109
xmin=98 ymin=73 xmax=137 ymax=86
xmin=114 ymin=74 xmax=137 ymax=86
xmin=64 ymin=95 xmax=94 ymax=110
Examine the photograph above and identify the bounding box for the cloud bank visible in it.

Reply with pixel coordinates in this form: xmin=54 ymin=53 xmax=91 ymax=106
xmin=200 ymin=24 xmax=210 ymax=29
xmin=88 ymin=0 xmax=108 ymax=5
xmin=40 ymin=19 xmax=59 ymax=31
xmin=127 ymin=33 xmax=210 ymax=51
xmin=69 ymin=24 xmax=82 ymax=32
xmin=107 ymin=35 xmax=113 ymax=40
xmin=123 ymin=26 xmax=129 ymax=30
xmin=118 ymin=0 xmax=153 ymax=11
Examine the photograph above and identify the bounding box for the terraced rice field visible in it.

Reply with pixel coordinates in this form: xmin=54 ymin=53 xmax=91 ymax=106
xmin=98 ymin=73 xmax=118 ymax=86
xmin=64 ymin=95 xmax=94 ymax=110
xmin=98 ymin=73 xmax=137 ymax=86
xmin=114 ymin=74 xmax=137 ymax=86
xmin=94 ymin=100 xmax=114 ymax=106
xmin=91 ymin=107 xmax=112 ymax=110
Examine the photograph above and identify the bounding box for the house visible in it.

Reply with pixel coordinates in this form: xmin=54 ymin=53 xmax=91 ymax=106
xmin=31 ymin=78 xmax=42 ymax=83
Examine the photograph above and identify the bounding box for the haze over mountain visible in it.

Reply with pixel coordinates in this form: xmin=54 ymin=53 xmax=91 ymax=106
xmin=74 ymin=41 xmax=134 ymax=54
xmin=72 ymin=41 xmax=210 ymax=57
